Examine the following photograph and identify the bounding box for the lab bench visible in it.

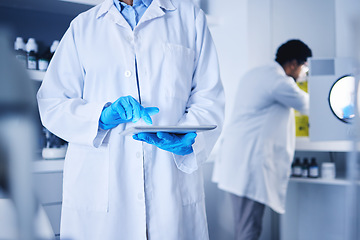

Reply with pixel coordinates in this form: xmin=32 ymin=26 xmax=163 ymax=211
xmin=34 ymin=136 xmax=359 ymax=240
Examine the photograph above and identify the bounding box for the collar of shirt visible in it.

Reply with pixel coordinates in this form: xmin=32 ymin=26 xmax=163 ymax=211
xmin=113 ymin=0 xmax=152 ymax=29
xmin=97 ymin=0 xmax=175 ymax=20
xmin=113 ymin=0 xmax=152 ymax=13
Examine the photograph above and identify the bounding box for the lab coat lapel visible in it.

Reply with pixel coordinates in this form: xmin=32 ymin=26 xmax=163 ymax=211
xmin=107 ymin=7 xmax=133 ymax=30
xmin=137 ymin=0 xmax=176 ymax=27
xmin=97 ymin=0 xmax=132 ymax=30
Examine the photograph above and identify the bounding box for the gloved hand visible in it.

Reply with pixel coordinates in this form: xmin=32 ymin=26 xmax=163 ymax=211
xmin=99 ymin=96 xmax=159 ymax=130
xmin=133 ymin=132 xmax=197 ymax=156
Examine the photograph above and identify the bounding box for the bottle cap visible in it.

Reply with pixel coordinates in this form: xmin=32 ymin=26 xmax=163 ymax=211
xmin=14 ymin=37 xmax=25 ymax=50
xmin=50 ymin=40 xmax=59 ymax=53
xmin=26 ymin=38 xmax=38 ymax=53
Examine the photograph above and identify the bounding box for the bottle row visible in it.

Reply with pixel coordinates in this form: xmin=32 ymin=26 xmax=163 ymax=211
xmin=14 ymin=37 xmax=59 ymax=71
xmin=291 ymin=157 xmax=319 ymax=178
xmin=291 ymin=157 xmax=337 ymax=180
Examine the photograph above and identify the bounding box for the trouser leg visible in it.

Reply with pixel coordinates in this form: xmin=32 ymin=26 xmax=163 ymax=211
xmin=230 ymin=194 xmax=265 ymax=240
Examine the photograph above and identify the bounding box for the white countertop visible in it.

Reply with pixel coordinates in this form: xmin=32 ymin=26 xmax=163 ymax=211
xmin=33 ymin=159 xmax=64 ymax=174
xmin=32 ymin=138 xmax=359 ymax=173
xmin=295 ymin=137 xmax=359 ymax=152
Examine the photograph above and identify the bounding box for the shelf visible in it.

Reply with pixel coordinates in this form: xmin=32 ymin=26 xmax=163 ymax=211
xmin=295 ymin=137 xmax=360 ymax=152
xmin=60 ymin=0 xmax=103 ymax=5
xmin=0 ymin=0 xmax=93 ymax=16
xmin=33 ymin=159 xmax=64 ymax=173
xmin=290 ymin=177 xmax=360 ymax=186
xmin=27 ymin=70 xmax=45 ymax=81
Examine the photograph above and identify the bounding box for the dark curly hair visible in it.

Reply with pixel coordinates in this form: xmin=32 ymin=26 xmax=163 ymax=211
xmin=275 ymin=39 xmax=312 ymax=66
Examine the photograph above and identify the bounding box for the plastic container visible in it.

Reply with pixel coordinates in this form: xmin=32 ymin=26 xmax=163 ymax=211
xmin=321 ymin=162 xmax=336 ymax=179
xmin=14 ymin=37 xmax=27 ymax=67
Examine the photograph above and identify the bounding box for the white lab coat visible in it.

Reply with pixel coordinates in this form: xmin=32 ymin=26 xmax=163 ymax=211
xmin=37 ymin=0 xmax=224 ymax=239
xmin=212 ymin=62 xmax=308 ymax=214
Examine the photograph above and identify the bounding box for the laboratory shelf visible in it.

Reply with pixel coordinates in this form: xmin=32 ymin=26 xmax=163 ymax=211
xmin=60 ymin=0 xmax=103 ymax=5
xmin=28 ymin=70 xmax=45 ymax=82
xmin=0 ymin=0 xmax=93 ymax=15
xmin=289 ymin=177 xmax=360 ymax=186
xmin=33 ymin=159 xmax=64 ymax=174
xmin=295 ymin=137 xmax=360 ymax=152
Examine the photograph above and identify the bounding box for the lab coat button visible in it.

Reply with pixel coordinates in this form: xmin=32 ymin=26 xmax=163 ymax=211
xmin=124 ymin=70 xmax=132 ymax=77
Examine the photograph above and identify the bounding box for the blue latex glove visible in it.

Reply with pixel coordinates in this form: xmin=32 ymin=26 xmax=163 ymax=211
xmin=99 ymin=96 xmax=159 ymax=130
xmin=133 ymin=132 xmax=197 ymax=156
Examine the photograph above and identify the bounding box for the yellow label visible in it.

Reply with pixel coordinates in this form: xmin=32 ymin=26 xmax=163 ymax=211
xmin=295 ymin=80 xmax=309 ymax=136
xmin=295 ymin=111 xmax=309 ymax=137
xmin=297 ymin=81 xmax=308 ymax=93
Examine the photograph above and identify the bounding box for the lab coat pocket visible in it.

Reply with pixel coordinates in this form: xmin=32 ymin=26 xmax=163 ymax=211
xmin=178 ymin=168 xmax=205 ymax=205
xmin=62 ymin=143 xmax=109 ymax=212
xmin=162 ymin=43 xmax=195 ymax=101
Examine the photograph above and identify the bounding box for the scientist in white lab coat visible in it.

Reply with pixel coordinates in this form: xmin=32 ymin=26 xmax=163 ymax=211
xmin=37 ymin=0 xmax=224 ymax=239
xmin=212 ymin=39 xmax=312 ymax=240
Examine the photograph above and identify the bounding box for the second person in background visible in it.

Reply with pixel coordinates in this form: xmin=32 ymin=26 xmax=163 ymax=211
xmin=213 ymin=39 xmax=312 ymax=240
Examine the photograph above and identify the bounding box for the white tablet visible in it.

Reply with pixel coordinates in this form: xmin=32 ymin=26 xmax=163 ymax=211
xmin=119 ymin=125 xmax=217 ymax=136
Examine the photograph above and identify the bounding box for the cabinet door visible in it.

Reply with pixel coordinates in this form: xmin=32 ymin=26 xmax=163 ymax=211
xmin=33 ymin=172 xmax=63 ymax=204
xmin=43 ymin=204 xmax=62 ymax=237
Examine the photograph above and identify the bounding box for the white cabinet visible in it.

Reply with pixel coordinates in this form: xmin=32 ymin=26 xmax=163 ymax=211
xmin=282 ymin=178 xmax=360 ymax=240
xmin=282 ymin=139 xmax=359 ymax=240
xmin=42 ymin=204 xmax=62 ymax=237
xmin=33 ymin=161 xmax=64 ymax=238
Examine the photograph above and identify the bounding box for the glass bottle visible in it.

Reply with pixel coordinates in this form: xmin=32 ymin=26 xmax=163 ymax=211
xmin=291 ymin=157 xmax=302 ymax=177
xmin=309 ymin=157 xmax=319 ymax=178
xmin=301 ymin=158 xmax=309 ymax=178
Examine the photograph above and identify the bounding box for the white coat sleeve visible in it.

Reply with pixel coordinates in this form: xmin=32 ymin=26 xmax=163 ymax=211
xmin=37 ymin=22 xmax=108 ymax=147
xmin=173 ymin=10 xmax=225 ymax=174
xmin=272 ymin=77 xmax=309 ymax=115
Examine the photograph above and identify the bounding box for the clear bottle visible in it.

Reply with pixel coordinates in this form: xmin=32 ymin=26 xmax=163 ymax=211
xmin=14 ymin=37 xmax=27 ymax=68
xmin=291 ymin=157 xmax=302 ymax=177
xmin=301 ymin=158 xmax=309 ymax=178
xmin=309 ymin=157 xmax=319 ymax=178
xmin=26 ymin=38 xmax=38 ymax=70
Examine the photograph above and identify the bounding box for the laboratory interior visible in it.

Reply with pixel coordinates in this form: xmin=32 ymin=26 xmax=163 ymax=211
xmin=0 ymin=0 xmax=359 ymax=239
